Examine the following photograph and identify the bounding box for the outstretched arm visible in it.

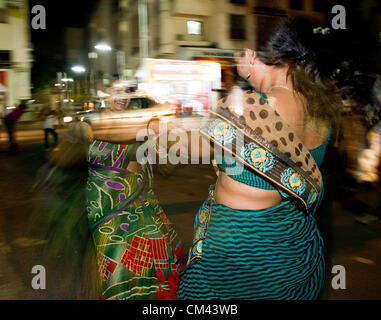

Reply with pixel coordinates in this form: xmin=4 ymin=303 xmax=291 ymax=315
xmin=88 ymin=104 xmax=208 ymax=149
xmin=48 ymin=103 xmax=215 ymax=167
xmin=88 ymin=104 xmax=178 ymax=144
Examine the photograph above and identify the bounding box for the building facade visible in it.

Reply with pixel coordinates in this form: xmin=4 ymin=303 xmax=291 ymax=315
xmin=121 ymin=0 xmax=327 ymax=72
xmin=0 ymin=0 xmax=32 ymax=115
xmin=85 ymin=0 xmax=329 ymax=90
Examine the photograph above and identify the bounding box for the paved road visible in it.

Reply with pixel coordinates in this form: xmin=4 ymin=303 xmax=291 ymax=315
xmin=0 ymin=124 xmax=380 ymax=299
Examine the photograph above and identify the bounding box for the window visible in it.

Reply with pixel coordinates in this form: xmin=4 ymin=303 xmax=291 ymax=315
xmin=0 ymin=9 xmax=8 ymax=24
xmin=119 ymin=21 xmax=128 ymax=32
xmin=112 ymin=0 xmax=119 ymax=12
xmin=131 ymin=14 xmax=140 ymax=56
xmin=120 ymin=0 xmax=128 ymax=9
xmin=290 ymin=0 xmax=303 ymax=10
xmin=230 ymin=0 xmax=246 ymax=5
xmin=153 ymin=0 xmax=161 ymax=50
xmin=187 ymin=21 xmax=202 ymax=35
xmin=230 ymin=15 xmax=246 ymax=40
xmin=0 ymin=51 xmax=11 ymax=68
xmin=6 ymin=0 xmax=23 ymax=9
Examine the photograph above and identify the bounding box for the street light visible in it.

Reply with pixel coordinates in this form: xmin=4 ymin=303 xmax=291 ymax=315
xmin=71 ymin=65 xmax=86 ymax=73
xmin=94 ymin=43 xmax=112 ymax=52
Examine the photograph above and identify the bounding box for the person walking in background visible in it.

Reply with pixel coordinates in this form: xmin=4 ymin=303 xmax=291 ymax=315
xmin=2 ymin=102 xmax=27 ymax=152
xmin=43 ymin=110 xmax=59 ymax=149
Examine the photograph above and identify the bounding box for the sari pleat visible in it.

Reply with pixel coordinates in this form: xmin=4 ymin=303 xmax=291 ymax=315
xmin=87 ymin=141 xmax=182 ymax=300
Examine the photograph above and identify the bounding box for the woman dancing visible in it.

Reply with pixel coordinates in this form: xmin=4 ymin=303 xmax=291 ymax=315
xmin=35 ymin=84 xmax=183 ymax=300
xmin=85 ymin=85 xmax=183 ymax=300
xmin=177 ymin=17 xmax=341 ymax=299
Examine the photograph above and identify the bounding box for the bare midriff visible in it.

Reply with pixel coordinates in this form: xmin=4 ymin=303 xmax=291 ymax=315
xmin=212 ymin=119 xmax=330 ymax=210
xmin=214 ymin=171 xmax=282 ymax=210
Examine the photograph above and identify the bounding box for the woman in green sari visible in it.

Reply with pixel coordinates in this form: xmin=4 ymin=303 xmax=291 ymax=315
xmin=44 ymin=86 xmax=182 ymax=300
xmin=84 ymin=86 xmax=183 ymax=300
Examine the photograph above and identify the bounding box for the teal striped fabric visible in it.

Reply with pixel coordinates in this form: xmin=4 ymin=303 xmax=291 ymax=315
xmin=178 ymin=131 xmax=331 ymax=300
xmin=178 ymin=195 xmax=326 ymax=300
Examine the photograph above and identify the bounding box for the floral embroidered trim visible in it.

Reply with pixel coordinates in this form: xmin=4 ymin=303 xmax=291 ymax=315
xmin=240 ymin=142 xmax=275 ymax=173
xmin=280 ymin=168 xmax=306 ymax=196
xmin=208 ymin=119 xmax=236 ymax=145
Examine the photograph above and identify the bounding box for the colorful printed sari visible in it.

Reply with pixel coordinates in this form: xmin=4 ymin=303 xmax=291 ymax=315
xmin=86 ymin=141 xmax=183 ymax=300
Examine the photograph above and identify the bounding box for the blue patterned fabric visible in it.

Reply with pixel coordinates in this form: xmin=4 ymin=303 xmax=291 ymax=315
xmin=217 ymin=128 xmax=331 ymax=190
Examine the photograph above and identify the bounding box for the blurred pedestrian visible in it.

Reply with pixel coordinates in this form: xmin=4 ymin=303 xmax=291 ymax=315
xmin=337 ymin=68 xmax=380 ymax=181
xmin=43 ymin=110 xmax=59 ymax=149
xmin=2 ymin=102 xmax=27 ymax=152
xmin=334 ymin=63 xmax=381 ymax=223
xmin=353 ymin=121 xmax=381 ymax=224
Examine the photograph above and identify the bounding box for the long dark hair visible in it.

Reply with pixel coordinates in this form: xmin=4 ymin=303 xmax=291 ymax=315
xmin=257 ymin=17 xmax=343 ymax=126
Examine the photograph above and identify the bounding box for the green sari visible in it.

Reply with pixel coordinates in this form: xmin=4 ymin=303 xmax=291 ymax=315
xmin=86 ymin=141 xmax=182 ymax=300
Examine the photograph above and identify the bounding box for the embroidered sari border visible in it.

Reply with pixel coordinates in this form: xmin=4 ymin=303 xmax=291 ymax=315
xmin=200 ymin=110 xmax=321 ymax=214
xmin=212 ymin=108 xmax=320 ymax=193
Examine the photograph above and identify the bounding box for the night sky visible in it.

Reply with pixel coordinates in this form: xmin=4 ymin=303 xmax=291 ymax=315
xmin=29 ymin=0 xmax=100 ymax=91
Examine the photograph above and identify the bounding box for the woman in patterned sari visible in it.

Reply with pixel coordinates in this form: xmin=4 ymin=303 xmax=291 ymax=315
xmin=84 ymin=86 xmax=183 ymax=300
xmin=31 ymin=85 xmax=183 ymax=300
